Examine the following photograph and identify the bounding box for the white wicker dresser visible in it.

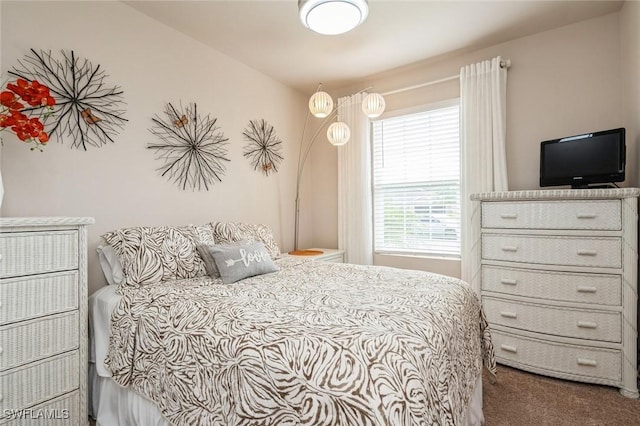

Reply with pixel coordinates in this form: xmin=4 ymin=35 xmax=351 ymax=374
xmin=470 ymin=189 xmax=639 ymax=398
xmin=0 ymin=217 xmax=93 ymax=425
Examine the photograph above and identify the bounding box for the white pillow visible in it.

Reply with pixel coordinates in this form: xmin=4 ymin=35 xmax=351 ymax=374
xmin=97 ymin=244 xmax=124 ymax=286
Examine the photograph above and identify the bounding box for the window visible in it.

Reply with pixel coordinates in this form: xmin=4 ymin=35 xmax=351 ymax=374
xmin=372 ymin=100 xmax=460 ymax=257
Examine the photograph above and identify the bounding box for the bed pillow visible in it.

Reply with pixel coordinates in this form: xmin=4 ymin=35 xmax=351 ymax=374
xmin=196 ymin=241 xmax=242 ymax=278
xmin=96 ymin=244 xmax=124 ymax=286
xmin=209 ymin=221 xmax=281 ymax=259
xmin=101 ymin=225 xmax=216 ymax=287
xmin=196 ymin=240 xmax=252 ymax=278
xmin=204 ymin=241 xmax=278 ymax=284
xmin=196 ymin=243 xmax=221 ymax=278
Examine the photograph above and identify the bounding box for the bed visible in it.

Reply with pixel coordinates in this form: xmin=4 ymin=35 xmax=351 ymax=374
xmin=89 ymin=222 xmax=495 ymax=425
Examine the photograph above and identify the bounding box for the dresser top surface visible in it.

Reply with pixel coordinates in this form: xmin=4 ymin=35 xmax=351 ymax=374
xmin=471 ymin=188 xmax=640 ymax=202
xmin=0 ymin=217 xmax=95 ymax=228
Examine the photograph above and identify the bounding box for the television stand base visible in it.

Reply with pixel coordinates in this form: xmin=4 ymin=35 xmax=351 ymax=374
xmin=570 ymin=184 xmax=617 ymax=189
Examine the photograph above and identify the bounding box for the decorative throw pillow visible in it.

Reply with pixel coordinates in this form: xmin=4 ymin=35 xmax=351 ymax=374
xmin=196 ymin=240 xmax=253 ymax=278
xmin=209 ymin=222 xmax=281 ymax=259
xmin=204 ymin=241 xmax=278 ymax=284
xmin=101 ymin=225 xmax=216 ymax=287
xmin=196 ymin=243 xmax=221 ymax=278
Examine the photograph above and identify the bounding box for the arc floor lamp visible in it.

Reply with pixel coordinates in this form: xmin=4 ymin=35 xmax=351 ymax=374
xmin=290 ymin=84 xmax=386 ymax=254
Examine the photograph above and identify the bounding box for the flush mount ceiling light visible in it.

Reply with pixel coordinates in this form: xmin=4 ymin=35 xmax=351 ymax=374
xmin=299 ymin=0 xmax=369 ymax=35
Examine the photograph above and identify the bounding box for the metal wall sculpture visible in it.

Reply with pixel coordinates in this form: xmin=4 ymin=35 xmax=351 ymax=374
xmin=9 ymin=48 xmax=127 ymax=150
xmin=242 ymin=119 xmax=283 ymax=176
xmin=148 ymin=102 xmax=229 ymax=190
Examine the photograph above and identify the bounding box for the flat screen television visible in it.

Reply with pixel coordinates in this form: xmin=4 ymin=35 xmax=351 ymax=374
xmin=539 ymin=128 xmax=625 ymax=188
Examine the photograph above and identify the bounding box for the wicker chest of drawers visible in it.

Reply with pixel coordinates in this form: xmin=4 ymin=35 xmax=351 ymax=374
xmin=470 ymin=189 xmax=639 ymax=398
xmin=0 ymin=217 xmax=93 ymax=425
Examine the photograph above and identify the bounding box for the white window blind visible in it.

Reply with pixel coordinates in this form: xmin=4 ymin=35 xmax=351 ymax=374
xmin=372 ymin=101 xmax=460 ymax=257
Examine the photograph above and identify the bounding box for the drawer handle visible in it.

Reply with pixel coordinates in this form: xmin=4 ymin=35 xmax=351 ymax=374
xmin=500 ymin=344 xmax=517 ymax=353
xmin=577 ymin=320 xmax=597 ymax=329
xmin=500 ymin=278 xmax=517 ymax=286
xmin=500 ymin=213 xmax=518 ymax=219
xmin=500 ymin=311 xmax=517 ymax=319
xmin=577 ymin=358 xmax=597 ymax=367
xmin=501 ymin=246 xmax=518 ymax=252
xmin=577 ymin=286 xmax=597 ymax=293
xmin=577 ymin=249 xmax=597 ymax=256
xmin=576 ymin=213 xmax=598 ymax=219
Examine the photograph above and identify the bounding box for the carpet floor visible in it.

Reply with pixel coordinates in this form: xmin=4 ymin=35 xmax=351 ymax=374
xmin=483 ymin=365 xmax=640 ymax=425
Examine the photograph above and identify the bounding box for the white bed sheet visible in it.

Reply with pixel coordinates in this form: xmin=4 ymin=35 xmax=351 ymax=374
xmin=88 ymin=285 xmax=486 ymax=425
xmin=89 ymin=284 xmax=121 ymax=378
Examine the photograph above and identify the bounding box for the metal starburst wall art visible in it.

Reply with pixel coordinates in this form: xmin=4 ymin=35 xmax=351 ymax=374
xmin=8 ymin=48 xmax=127 ymax=150
xmin=148 ymin=102 xmax=230 ymax=191
xmin=242 ymin=119 xmax=283 ymax=176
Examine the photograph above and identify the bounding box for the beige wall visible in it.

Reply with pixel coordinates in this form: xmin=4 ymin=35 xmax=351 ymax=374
xmin=622 ymin=1 xmax=640 ymax=186
xmin=0 ymin=1 xmax=308 ymax=294
xmin=310 ymin=12 xmax=628 ymax=277
xmin=1 ymin=3 xmax=634 ymax=288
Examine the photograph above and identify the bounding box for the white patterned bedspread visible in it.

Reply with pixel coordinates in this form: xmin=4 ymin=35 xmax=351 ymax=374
xmin=106 ymin=258 xmax=495 ymax=425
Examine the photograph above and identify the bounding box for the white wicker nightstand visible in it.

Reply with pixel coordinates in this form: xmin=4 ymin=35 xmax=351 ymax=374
xmin=288 ymin=248 xmax=345 ymax=263
xmin=0 ymin=217 xmax=94 ymax=425
xmin=471 ymin=189 xmax=639 ymax=398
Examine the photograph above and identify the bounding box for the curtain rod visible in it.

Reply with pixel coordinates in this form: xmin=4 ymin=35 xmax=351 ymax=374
xmin=381 ymin=59 xmax=511 ymax=97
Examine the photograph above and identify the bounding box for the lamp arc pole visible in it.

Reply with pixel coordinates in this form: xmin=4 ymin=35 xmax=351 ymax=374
xmin=292 ymin=103 xmax=339 ymax=252
xmin=292 ymin=85 xmax=373 ymax=252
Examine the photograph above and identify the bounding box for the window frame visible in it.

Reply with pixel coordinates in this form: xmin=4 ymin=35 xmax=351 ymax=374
xmin=370 ymin=98 xmax=461 ymax=259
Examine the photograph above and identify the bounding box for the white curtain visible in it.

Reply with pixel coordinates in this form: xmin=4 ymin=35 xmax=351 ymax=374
xmin=337 ymin=93 xmax=373 ymax=265
xmin=460 ymin=56 xmax=509 ymax=294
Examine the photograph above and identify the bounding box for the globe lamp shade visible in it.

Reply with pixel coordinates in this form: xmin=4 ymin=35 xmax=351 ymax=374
xmin=327 ymin=121 xmax=350 ymax=146
xmin=362 ymin=92 xmax=386 ymax=118
xmin=309 ymin=90 xmax=334 ymax=118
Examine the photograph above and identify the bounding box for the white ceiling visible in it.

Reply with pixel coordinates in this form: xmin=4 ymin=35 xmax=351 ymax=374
xmin=125 ymin=0 xmax=624 ymax=94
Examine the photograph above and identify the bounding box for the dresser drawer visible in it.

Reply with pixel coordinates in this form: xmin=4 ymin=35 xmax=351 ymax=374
xmin=482 ymin=234 xmax=621 ymax=268
xmin=0 ymin=312 xmax=79 ymax=371
xmin=484 ymin=297 xmax=621 ymax=342
xmin=0 ymin=231 xmax=78 ymax=278
xmin=482 ymin=266 xmax=621 ymax=306
xmin=0 ymin=271 xmax=79 ymax=325
xmin=0 ymin=352 xmax=79 ymax=419
xmin=492 ymin=330 xmax=621 ymax=382
xmin=482 ymin=200 xmax=621 ymax=230
xmin=1 ymin=391 xmax=79 ymax=426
